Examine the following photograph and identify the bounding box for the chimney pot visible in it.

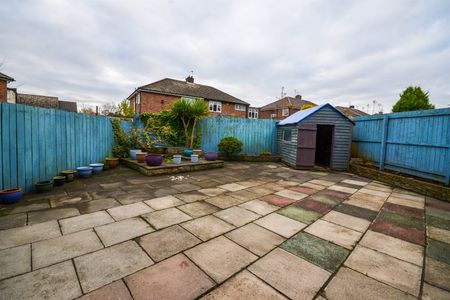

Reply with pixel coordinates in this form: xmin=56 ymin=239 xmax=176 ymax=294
xmin=349 ymin=105 xmax=355 ymax=109
xmin=185 ymin=75 xmax=194 ymax=83
xmin=295 ymin=94 xmax=302 ymax=100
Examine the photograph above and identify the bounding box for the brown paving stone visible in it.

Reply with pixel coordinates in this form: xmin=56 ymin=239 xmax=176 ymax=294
xmin=125 ymin=254 xmax=215 ymax=300
xmin=178 ymin=201 xmax=220 ymax=218
xmin=275 ymin=189 xmax=308 ymax=200
xmin=425 ymin=257 xmax=450 ymax=291
xmin=214 ymin=206 xmax=260 ymax=227
xmin=79 ymin=198 xmax=121 ymax=213
xmin=371 ymin=219 xmax=424 ymax=245
xmin=289 ymin=186 xmax=319 ymax=195
xmin=426 ymin=196 xmax=450 ymax=212
xmin=138 ymin=225 xmax=201 ymax=262
xmin=245 ymin=186 xmax=275 ymax=196
xmin=142 ymin=207 xmax=192 ymax=230
xmin=78 ymin=280 xmax=132 ymax=300
xmin=318 ymin=189 xmax=349 ymax=200
xmin=422 ymin=283 xmax=450 ymax=300
xmin=295 ymin=199 xmax=333 ymax=214
xmin=383 ymin=202 xmax=423 ymax=219
xmin=201 ymin=270 xmax=287 ymax=300
xmin=248 ymin=248 xmax=330 ymax=300
xmin=185 ymin=236 xmax=257 ymax=283
xmin=181 ymin=215 xmax=235 ymax=241
xmin=387 ymin=196 xmax=424 ymax=209
xmin=334 ymin=203 xmax=378 ymax=221
xmin=228 ymin=189 xmax=260 ymax=202
xmin=260 ymin=194 xmax=294 ymax=207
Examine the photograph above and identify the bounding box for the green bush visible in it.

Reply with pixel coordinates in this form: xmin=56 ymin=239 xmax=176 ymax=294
xmin=218 ymin=137 xmax=243 ymax=157
xmin=260 ymin=151 xmax=272 ymax=156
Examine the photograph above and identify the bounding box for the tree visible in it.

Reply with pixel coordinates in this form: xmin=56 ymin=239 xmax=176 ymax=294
xmin=117 ymin=99 xmax=134 ymax=117
xmin=392 ymin=86 xmax=435 ymax=112
xmin=79 ymin=105 xmax=94 ymax=114
xmin=170 ymin=98 xmax=208 ymax=148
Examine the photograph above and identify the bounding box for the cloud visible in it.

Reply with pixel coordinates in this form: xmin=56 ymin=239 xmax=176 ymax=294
xmin=0 ymin=0 xmax=449 ymax=112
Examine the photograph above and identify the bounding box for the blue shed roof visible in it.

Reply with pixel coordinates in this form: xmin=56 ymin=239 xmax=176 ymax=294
xmin=277 ymin=103 xmax=354 ymax=126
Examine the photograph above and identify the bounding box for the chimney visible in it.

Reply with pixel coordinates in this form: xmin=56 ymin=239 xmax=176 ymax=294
xmin=349 ymin=105 xmax=355 ymax=109
xmin=295 ymin=94 xmax=302 ymax=100
xmin=185 ymin=75 xmax=194 ymax=83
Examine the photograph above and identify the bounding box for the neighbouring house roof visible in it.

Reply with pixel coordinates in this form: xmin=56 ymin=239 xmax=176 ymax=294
xmin=278 ymin=103 xmax=354 ymax=126
xmin=0 ymin=72 xmax=15 ymax=82
xmin=259 ymin=96 xmax=316 ymax=111
xmin=131 ymin=78 xmax=250 ymax=105
xmin=17 ymin=93 xmax=77 ymax=112
xmin=58 ymin=100 xmax=78 ymax=112
xmin=336 ymin=106 xmax=368 ymax=118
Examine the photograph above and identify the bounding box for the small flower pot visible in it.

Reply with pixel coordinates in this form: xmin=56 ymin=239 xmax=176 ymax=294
xmin=191 ymin=154 xmax=199 ymax=163
xmin=0 ymin=188 xmax=24 ymax=204
xmin=89 ymin=163 xmax=104 ymax=173
xmin=76 ymin=166 xmax=93 ymax=178
xmin=105 ymin=158 xmax=119 ymax=169
xmin=183 ymin=148 xmax=193 ymax=157
xmin=53 ymin=176 xmax=66 ymax=186
xmin=204 ymin=152 xmax=218 ymax=161
xmin=35 ymin=181 xmax=53 ymax=193
xmin=193 ymin=149 xmax=202 ymax=156
xmin=129 ymin=149 xmax=141 ymax=160
xmin=145 ymin=154 xmax=163 ymax=167
xmin=136 ymin=152 xmax=147 ymax=163
xmin=61 ymin=170 xmax=77 ymax=182
xmin=173 ymin=154 xmax=182 ymax=164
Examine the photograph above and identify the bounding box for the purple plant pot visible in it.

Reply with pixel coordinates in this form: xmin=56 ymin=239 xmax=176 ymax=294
xmin=204 ymin=152 xmax=218 ymax=161
xmin=145 ymin=154 xmax=163 ymax=166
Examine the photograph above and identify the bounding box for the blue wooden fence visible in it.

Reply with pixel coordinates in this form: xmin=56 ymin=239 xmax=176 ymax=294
xmin=0 ymin=103 xmax=129 ymax=192
xmin=199 ymin=117 xmax=278 ymax=156
xmin=352 ymin=108 xmax=450 ymax=185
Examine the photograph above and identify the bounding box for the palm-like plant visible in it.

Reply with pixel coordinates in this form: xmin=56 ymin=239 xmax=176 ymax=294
xmin=171 ymin=98 xmax=208 ymax=148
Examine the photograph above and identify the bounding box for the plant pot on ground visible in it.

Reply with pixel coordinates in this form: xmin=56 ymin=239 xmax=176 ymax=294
xmin=53 ymin=176 xmax=66 ymax=186
xmin=204 ymin=152 xmax=218 ymax=161
xmin=36 ymin=181 xmax=53 ymax=193
xmin=105 ymin=157 xmax=119 ymax=169
xmin=61 ymin=170 xmax=77 ymax=182
xmin=76 ymin=166 xmax=93 ymax=178
xmin=136 ymin=152 xmax=147 ymax=163
xmin=145 ymin=154 xmax=164 ymax=167
xmin=89 ymin=163 xmax=104 ymax=173
xmin=0 ymin=188 xmax=24 ymax=204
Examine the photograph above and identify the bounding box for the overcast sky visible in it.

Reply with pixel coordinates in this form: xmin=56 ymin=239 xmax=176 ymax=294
xmin=1 ymin=0 xmax=449 ymax=112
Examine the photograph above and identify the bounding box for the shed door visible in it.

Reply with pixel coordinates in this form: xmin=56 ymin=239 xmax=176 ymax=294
xmin=296 ymin=124 xmax=317 ymax=169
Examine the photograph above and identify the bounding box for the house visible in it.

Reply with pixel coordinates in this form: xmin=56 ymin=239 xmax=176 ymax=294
xmin=336 ymin=105 xmax=368 ymax=119
xmin=17 ymin=93 xmax=78 ymax=112
xmin=127 ymin=76 xmax=250 ymax=117
xmin=0 ymin=72 xmax=15 ymax=103
xmin=258 ymin=95 xmax=316 ymax=119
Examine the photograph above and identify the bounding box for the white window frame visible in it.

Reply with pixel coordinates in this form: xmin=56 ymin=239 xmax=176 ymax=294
xmin=181 ymin=96 xmax=196 ymax=103
xmin=136 ymin=93 xmax=141 ymax=104
xmin=270 ymin=113 xmax=277 ymax=118
xmin=282 ymin=108 xmax=289 ymax=116
xmin=248 ymin=108 xmax=258 ymax=119
xmin=235 ymin=104 xmax=246 ymax=111
xmin=209 ymin=100 xmax=222 ymax=112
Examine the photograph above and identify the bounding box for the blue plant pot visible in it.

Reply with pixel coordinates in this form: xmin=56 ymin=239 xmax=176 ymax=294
xmin=89 ymin=163 xmax=104 ymax=173
xmin=183 ymin=149 xmax=193 ymax=157
xmin=191 ymin=154 xmax=199 ymax=163
xmin=129 ymin=149 xmax=141 ymax=160
xmin=173 ymin=155 xmax=182 ymax=164
xmin=76 ymin=166 xmax=93 ymax=178
xmin=0 ymin=188 xmax=24 ymax=204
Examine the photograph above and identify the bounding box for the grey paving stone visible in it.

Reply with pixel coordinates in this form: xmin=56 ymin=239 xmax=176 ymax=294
xmin=198 ymin=188 xmax=227 ymax=197
xmin=8 ymin=202 xmax=50 ymax=214
xmin=178 ymin=201 xmax=220 ymax=218
xmin=0 ymin=213 xmax=27 ymax=230
xmin=27 ymin=207 xmax=80 ymax=225
xmin=0 ymin=244 xmax=31 ymax=280
xmin=74 ymin=241 xmax=153 ymax=293
xmin=0 ymin=220 xmax=61 ymax=250
xmin=142 ymin=208 xmax=192 ymax=229
xmin=59 ymin=211 xmax=114 ymax=234
xmin=254 ymin=213 xmax=306 ymax=238
xmin=205 ymin=195 xmax=245 ymax=209
xmin=305 ymin=219 xmax=363 ymax=249
xmin=79 ymin=198 xmax=121 ymax=214
xmin=218 ymin=183 xmax=247 ymax=192
xmin=107 ymin=202 xmax=153 ymax=221
xmin=0 ymin=260 xmax=82 ymax=300
xmin=322 ymin=210 xmax=371 ymax=232
xmin=173 ymin=192 xmax=209 ymax=203
xmin=422 ymin=283 xmax=450 ymax=300
xmin=214 ymin=206 xmax=260 ymax=227
xmin=115 ymin=192 xmax=152 ymax=205
xmin=228 ymin=190 xmax=260 ymax=202
xmin=181 ymin=215 xmax=235 ymax=241
xmin=275 ymin=189 xmax=308 ymax=200
xmin=77 ymin=280 xmax=132 ymax=300
xmin=144 ymin=195 xmax=184 ymax=210
xmin=32 ymin=229 xmax=103 ymax=269
xmin=424 ymin=257 xmax=450 ymax=291
xmin=239 ymin=200 xmax=279 ymax=215
xmin=95 ymin=217 xmax=154 ymax=247
xmin=172 ymin=183 xmax=201 ymax=192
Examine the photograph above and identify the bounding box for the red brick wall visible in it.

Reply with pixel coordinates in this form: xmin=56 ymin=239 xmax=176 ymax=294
xmin=259 ymin=99 xmax=301 ymax=119
xmin=0 ymin=80 xmax=7 ymax=102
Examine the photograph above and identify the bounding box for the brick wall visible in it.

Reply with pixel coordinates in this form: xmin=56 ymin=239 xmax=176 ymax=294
xmin=259 ymin=100 xmax=301 ymax=120
xmin=0 ymin=80 xmax=7 ymax=102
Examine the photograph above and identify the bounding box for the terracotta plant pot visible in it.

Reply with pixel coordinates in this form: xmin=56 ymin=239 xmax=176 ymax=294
xmin=145 ymin=154 xmax=163 ymax=167
xmin=136 ymin=152 xmax=147 ymax=163
xmin=193 ymin=149 xmax=202 ymax=156
xmin=36 ymin=181 xmax=53 ymax=193
xmin=105 ymin=157 xmax=119 ymax=169
xmin=61 ymin=170 xmax=77 ymax=182
xmin=53 ymin=176 xmax=66 ymax=186
xmin=204 ymin=152 xmax=218 ymax=161
xmin=0 ymin=188 xmax=24 ymax=204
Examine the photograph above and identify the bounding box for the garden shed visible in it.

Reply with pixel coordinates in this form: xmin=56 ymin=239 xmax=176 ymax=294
xmin=277 ymin=103 xmax=354 ymax=170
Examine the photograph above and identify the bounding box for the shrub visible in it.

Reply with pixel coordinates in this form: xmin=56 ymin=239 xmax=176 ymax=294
xmin=260 ymin=151 xmax=272 ymax=156
xmin=218 ymin=137 xmax=243 ymax=157
xmin=392 ymin=86 xmax=435 ymax=112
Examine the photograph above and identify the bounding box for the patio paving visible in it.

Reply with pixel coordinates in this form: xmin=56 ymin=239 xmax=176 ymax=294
xmin=0 ymin=162 xmax=449 ymax=299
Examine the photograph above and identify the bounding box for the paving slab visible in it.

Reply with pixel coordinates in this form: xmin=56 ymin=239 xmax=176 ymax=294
xmin=201 ymin=270 xmax=287 ymax=300
xmin=214 ymin=206 xmax=260 ymax=227
xmin=322 ymin=210 xmax=371 ymax=232
xmin=334 ymin=203 xmax=378 ymax=221
xmin=422 ymin=283 xmax=450 ymax=300
xmin=185 ymin=236 xmax=257 ymax=283
xmin=245 ymin=186 xmax=275 ymax=196
xmin=248 ymin=248 xmax=330 ymax=300
xmin=125 ymin=254 xmax=215 ymax=300
xmin=0 ymin=220 xmax=61 ymax=250
xmin=178 ymin=201 xmax=220 ymax=217
xmin=254 ymin=213 xmax=306 ymax=238
xmin=27 ymin=207 xmax=80 ymax=225
xmin=387 ymin=196 xmax=424 ymax=209
xmin=226 ymin=223 xmax=285 ymax=256
xmin=260 ymin=194 xmax=294 ymax=207
xmin=0 ymin=213 xmax=27 ymax=230
xmin=79 ymin=198 xmax=121 ymax=214
xmin=427 ymin=226 xmax=450 ymax=244
xmin=427 ymin=215 xmax=450 ymax=231
xmin=426 ymin=197 xmax=450 ymax=211
xmin=142 ymin=207 xmax=192 ymax=229
xmin=0 ymin=260 xmax=82 ymax=300
xmin=144 ymin=195 xmax=184 ymax=210
xmin=425 ymin=257 xmax=450 ymax=291
xmin=344 ymin=196 xmax=384 ymax=212
xmin=360 ymin=230 xmax=423 ymax=265
xmin=78 ymin=280 xmax=132 ymax=300
xmin=275 ymin=189 xmax=308 ymax=201
xmin=359 ymin=188 xmax=391 ymax=198
xmin=0 ymin=244 xmax=31 ymax=280
xmin=181 ymin=215 xmax=235 ymax=241
xmin=205 ymin=194 xmax=245 ymax=209
xmin=391 ymin=192 xmax=424 ymax=202
xmin=345 ymin=246 xmax=422 ymax=296
xmin=319 ymin=189 xmax=350 ymax=200
xmin=289 ymin=186 xmax=319 ymax=195
xmin=95 ymin=217 xmax=154 ymax=247
xmin=281 ymin=232 xmax=349 ymax=272
xmin=174 ymin=191 xmax=209 ymax=203
xmin=378 ymin=211 xmax=423 ymax=230
xmin=371 ymin=219 xmax=424 ymax=245
xmin=308 ymin=193 xmax=341 ymax=205
xmin=342 ymin=179 xmax=369 ymax=186
xmin=383 ymin=202 xmax=423 ymax=219
xmin=153 ymin=187 xmax=178 ymax=197
xmin=300 ymin=182 xmax=326 ymax=190
xmin=107 ymin=202 xmax=153 ymax=221
xmin=309 ymin=179 xmax=336 ymax=187
xmin=218 ymin=183 xmax=247 ymax=191
xmin=324 ymin=267 xmax=415 ymax=300
xmin=199 ymin=188 xmax=226 ymax=197
xmin=275 ymin=180 xmax=299 ymax=187
xmin=427 ymin=238 xmax=450 ymax=265
xmin=172 ymin=183 xmax=201 ymax=192
xmin=305 ymin=219 xmax=362 ymax=249
xmin=74 ymin=240 xmax=153 ymax=293
xmin=237 ymin=180 xmax=266 ymax=187
xmin=5 ymin=202 xmax=50 ymax=215
xmin=278 ymin=205 xmax=322 ymax=224
xmin=427 ymin=206 xmax=450 ymax=221
xmin=295 ymin=199 xmax=333 ymax=214
xmin=115 ymin=192 xmax=152 ymax=205
xmin=239 ymin=199 xmax=279 ymax=215
xmin=138 ymin=225 xmax=201 ymax=262
xmin=59 ymin=211 xmax=114 ymax=234
xmin=228 ymin=190 xmax=260 ymax=202
xmin=327 ymin=185 xmax=357 ymax=194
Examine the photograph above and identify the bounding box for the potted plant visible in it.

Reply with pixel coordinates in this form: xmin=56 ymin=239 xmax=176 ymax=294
xmin=89 ymin=163 xmax=104 ymax=173
xmin=129 ymin=149 xmax=141 ymax=160
xmin=204 ymin=152 xmax=218 ymax=161
xmin=105 ymin=157 xmax=119 ymax=169
xmin=183 ymin=148 xmax=193 ymax=157
xmin=76 ymin=166 xmax=93 ymax=178
xmin=191 ymin=154 xmax=199 ymax=163
xmin=145 ymin=154 xmax=163 ymax=166
xmin=193 ymin=149 xmax=202 ymax=156
xmin=0 ymin=188 xmax=24 ymax=204
xmin=53 ymin=176 xmax=66 ymax=186
xmin=173 ymin=154 xmax=182 ymax=164
xmin=35 ymin=181 xmax=53 ymax=193
xmin=136 ymin=152 xmax=147 ymax=163
xmin=61 ymin=170 xmax=77 ymax=182
xmin=218 ymin=136 xmax=243 ymax=160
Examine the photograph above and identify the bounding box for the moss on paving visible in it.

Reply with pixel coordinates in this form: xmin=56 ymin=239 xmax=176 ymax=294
xmin=278 ymin=206 xmax=321 ymax=224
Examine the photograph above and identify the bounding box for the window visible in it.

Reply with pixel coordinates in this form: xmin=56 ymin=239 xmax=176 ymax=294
xmin=181 ymin=96 xmax=196 ymax=103
xmin=209 ymin=101 xmax=222 ymax=112
xmin=283 ymin=129 xmax=292 ymax=141
xmin=235 ymin=104 xmax=246 ymax=111
xmin=136 ymin=93 xmax=141 ymax=104
xmin=282 ymin=108 xmax=289 ymax=116
xmin=248 ymin=108 xmax=258 ymax=119
xmin=270 ymin=113 xmax=277 ymax=118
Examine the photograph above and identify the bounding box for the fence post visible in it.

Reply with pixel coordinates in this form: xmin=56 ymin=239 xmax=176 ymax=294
xmin=446 ymin=118 xmax=450 ymax=185
xmin=379 ymin=115 xmax=389 ymax=170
